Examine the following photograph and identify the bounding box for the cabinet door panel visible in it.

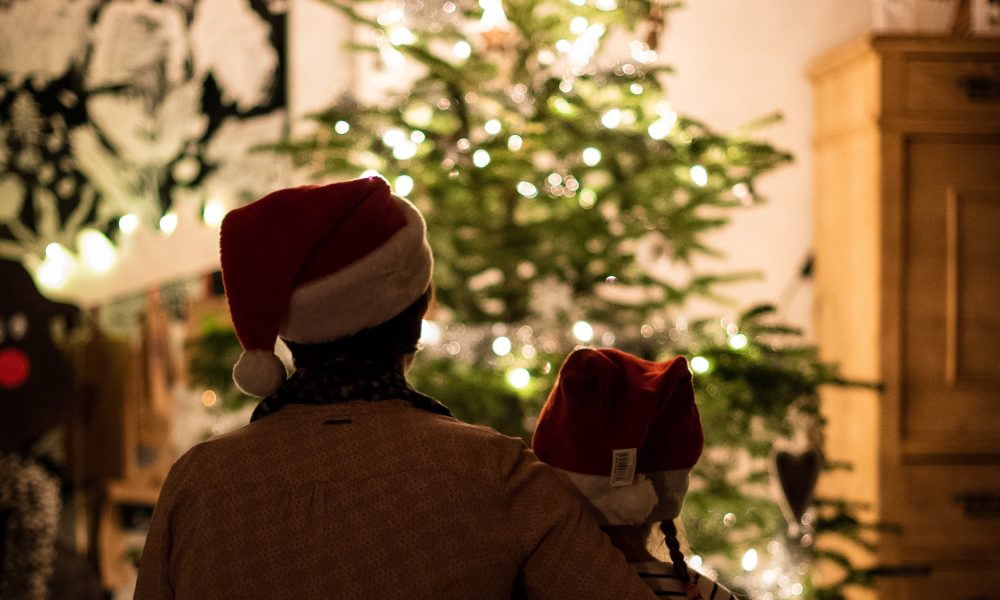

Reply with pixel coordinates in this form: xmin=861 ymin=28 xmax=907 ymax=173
xmin=896 ymin=463 xmax=1000 ymax=561
xmin=903 ymin=138 xmax=1000 ymax=455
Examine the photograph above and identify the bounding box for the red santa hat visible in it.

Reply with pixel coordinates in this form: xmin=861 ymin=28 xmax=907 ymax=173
xmin=532 ymin=348 xmax=703 ymax=525
xmin=219 ymin=176 xmax=433 ymax=398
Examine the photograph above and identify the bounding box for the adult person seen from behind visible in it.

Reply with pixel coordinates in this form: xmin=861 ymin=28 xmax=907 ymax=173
xmin=134 ymin=178 xmax=657 ymax=599
xmin=533 ymin=347 xmax=736 ymax=599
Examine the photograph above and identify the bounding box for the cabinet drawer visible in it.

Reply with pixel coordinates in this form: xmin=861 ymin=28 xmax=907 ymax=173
xmin=893 ymin=464 xmax=1000 ymax=562
xmin=904 ymin=56 xmax=1000 ymax=114
xmin=882 ymin=563 xmax=1000 ymax=600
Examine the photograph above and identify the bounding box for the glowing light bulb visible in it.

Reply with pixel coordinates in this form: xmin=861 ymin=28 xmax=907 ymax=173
xmin=393 ymin=141 xmax=418 ymax=160
xmin=159 ymin=212 xmax=178 ymax=234
xmin=647 ymin=122 xmax=667 ymax=140
xmin=582 ymin=147 xmax=601 ymax=166
xmin=453 ymin=40 xmax=472 ymax=60
xmin=507 ymin=135 xmax=523 ymax=151
xmin=648 ymin=107 xmax=677 ymax=140
xmin=484 ymin=119 xmax=502 ymax=135
xmin=516 ymin=181 xmax=538 ymax=198
xmin=395 ymin=175 xmax=414 ymax=197
xmin=118 ymin=213 xmax=139 ymax=235
xmin=377 ymin=7 xmax=404 ymax=25
xmin=382 ymin=128 xmax=406 ymax=147
xmin=389 ymin=26 xmax=416 ymax=46
xmin=78 ymin=229 xmax=117 ymax=273
xmin=570 ymin=16 xmax=588 ymax=34
xmin=578 ymin=188 xmax=596 ymax=208
xmin=334 ymin=120 xmax=350 ymax=134
xmin=728 ymin=333 xmax=749 ymax=350
xmin=507 ymin=367 xmax=530 ymax=389
xmin=690 ymin=165 xmax=709 ymax=187
xmin=689 ymin=555 xmax=703 ymax=569
xmin=201 ymin=389 xmax=218 ymax=407
xmin=410 ymin=130 xmax=426 ymax=143
xmin=690 ymin=356 xmax=710 ymax=374
xmin=36 ymin=243 xmax=73 ymax=289
xmin=572 ymin=320 xmax=594 ymax=342
xmin=380 ymin=45 xmax=406 ymax=69
xmin=741 ymin=549 xmax=759 ymax=572
xmin=630 ymin=83 xmax=643 ymax=95
xmin=203 ymin=200 xmax=225 ymax=227
xmin=420 ymin=319 xmax=441 ymax=345
xmin=492 ymin=336 xmax=512 ymax=356
xmin=601 ymin=109 xmax=622 ymax=129
xmin=473 ymin=149 xmax=491 ymax=167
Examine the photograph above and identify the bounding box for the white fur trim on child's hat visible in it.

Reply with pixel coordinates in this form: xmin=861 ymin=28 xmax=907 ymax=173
xmin=558 ymin=470 xmax=660 ymax=525
xmin=233 ymin=349 xmax=287 ymax=398
xmin=644 ymin=469 xmax=692 ymax=522
xmin=557 ymin=468 xmax=692 ymax=525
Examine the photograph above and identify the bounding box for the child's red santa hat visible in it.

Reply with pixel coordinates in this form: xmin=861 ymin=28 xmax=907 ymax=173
xmin=532 ymin=347 xmax=703 ymax=525
xmin=219 ymin=176 xmax=433 ymax=397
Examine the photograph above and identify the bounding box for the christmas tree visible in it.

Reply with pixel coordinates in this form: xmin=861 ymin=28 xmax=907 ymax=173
xmin=190 ymin=0 xmax=886 ymax=596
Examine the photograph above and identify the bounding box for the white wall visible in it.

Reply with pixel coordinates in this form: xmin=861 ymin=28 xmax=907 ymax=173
xmin=288 ymin=0 xmax=355 ymax=133
xmin=660 ymin=1 xmax=871 ymax=334
xmin=287 ymin=0 xmax=874 ymax=336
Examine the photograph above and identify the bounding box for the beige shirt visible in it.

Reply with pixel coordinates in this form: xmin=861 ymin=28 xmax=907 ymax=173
xmin=135 ymin=400 xmax=656 ymax=600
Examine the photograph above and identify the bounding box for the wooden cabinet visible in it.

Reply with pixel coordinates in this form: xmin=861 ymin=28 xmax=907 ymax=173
xmin=810 ymin=36 xmax=1000 ymax=599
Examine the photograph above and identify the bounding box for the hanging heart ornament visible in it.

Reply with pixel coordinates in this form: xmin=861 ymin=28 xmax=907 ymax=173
xmin=772 ymin=447 xmax=823 ymax=529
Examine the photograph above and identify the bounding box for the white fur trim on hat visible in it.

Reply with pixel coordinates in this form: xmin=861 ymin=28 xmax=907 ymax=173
xmin=644 ymin=469 xmax=692 ymax=522
xmin=558 ymin=468 xmax=692 ymax=525
xmin=281 ymin=195 xmax=433 ymax=343
xmin=559 ymin=471 xmax=659 ymax=525
xmin=233 ymin=349 xmax=287 ymax=398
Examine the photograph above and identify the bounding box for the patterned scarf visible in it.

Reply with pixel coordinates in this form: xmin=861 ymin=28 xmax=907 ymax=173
xmin=250 ymin=356 xmax=452 ymax=423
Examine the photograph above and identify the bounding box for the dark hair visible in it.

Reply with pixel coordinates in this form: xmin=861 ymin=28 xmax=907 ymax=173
xmin=284 ymin=287 xmax=432 ymax=369
xmin=660 ymin=520 xmax=700 ymax=598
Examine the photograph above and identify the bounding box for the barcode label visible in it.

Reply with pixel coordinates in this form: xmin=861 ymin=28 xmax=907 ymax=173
xmin=610 ymin=448 xmax=637 ymax=487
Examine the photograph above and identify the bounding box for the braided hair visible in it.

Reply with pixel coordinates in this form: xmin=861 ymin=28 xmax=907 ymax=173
xmin=660 ymin=519 xmax=702 ymax=599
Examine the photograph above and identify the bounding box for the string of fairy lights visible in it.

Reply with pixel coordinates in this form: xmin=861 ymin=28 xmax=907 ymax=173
xmin=415 ymin=312 xmax=756 ymax=391
xmin=31 ymin=202 xmax=227 ymax=291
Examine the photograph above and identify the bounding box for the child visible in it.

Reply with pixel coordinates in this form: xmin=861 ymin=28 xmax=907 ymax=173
xmin=532 ymin=347 xmax=735 ymax=599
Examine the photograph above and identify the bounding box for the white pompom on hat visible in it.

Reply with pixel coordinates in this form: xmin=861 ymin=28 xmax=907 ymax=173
xmin=532 ymin=348 xmax=704 ymax=525
xmin=219 ymin=177 xmax=433 ymax=397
